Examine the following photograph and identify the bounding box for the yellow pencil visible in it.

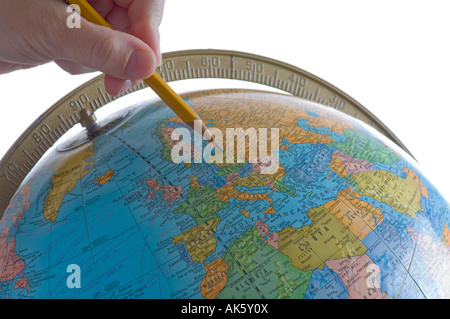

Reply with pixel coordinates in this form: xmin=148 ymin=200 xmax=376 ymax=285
xmin=65 ymin=0 xmax=219 ymax=146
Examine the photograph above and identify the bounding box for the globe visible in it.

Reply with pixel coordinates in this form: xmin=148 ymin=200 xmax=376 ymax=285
xmin=2 ymin=88 xmax=449 ymax=299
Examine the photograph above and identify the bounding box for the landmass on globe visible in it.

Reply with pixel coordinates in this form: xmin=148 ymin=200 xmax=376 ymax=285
xmin=1 ymin=89 xmax=449 ymax=299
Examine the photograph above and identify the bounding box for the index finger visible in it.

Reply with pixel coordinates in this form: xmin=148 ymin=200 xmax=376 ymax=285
xmin=128 ymin=0 xmax=165 ymax=64
xmin=88 ymin=0 xmax=165 ymax=64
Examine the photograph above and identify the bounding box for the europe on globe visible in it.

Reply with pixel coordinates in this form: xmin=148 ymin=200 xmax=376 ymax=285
xmin=2 ymin=88 xmax=450 ymax=299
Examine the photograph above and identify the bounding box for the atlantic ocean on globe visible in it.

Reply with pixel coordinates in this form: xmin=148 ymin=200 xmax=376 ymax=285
xmin=2 ymin=89 xmax=450 ymax=299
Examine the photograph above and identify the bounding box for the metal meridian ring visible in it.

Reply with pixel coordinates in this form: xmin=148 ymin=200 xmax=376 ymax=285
xmin=0 ymin=49 xmax=412 ymax=215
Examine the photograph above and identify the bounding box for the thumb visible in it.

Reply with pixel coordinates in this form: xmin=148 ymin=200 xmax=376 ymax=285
xmin=56 ymin=17 xmax=157 ymax=80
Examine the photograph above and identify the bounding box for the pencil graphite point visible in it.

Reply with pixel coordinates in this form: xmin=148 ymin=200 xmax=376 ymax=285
xmin=187 ymin=119 xmax=223 ymax=152
xmin=211 ymin=136 xmax=224 ymax=152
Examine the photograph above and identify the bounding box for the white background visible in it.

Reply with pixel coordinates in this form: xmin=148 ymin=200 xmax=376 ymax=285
xmin=1 ymin=0 xmax=449 ymax=200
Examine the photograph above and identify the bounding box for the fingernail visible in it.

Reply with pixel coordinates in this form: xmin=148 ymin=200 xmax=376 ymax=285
xmin=118 ymin=80 xmax=133 ymax=96
xmin=126 ymin=50 xmax=153 ymax=79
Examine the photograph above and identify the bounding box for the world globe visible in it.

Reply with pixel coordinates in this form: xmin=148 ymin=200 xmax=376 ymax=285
xmin=2 ymin=86 xmax=450 ymax=299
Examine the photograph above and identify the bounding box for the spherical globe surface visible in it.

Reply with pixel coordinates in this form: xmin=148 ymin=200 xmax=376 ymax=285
xmin=3 ymin=89 xmax=450 ymax=299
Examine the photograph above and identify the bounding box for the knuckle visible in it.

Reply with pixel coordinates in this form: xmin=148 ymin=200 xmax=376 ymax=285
xmin=90 ymin=34 xmax=119 ymax=71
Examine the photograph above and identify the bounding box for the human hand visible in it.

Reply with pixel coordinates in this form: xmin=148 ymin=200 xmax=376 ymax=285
xmin=0 ymin=0 xmax=165 ymax=96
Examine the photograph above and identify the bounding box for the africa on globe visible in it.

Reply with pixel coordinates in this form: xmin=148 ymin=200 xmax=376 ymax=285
xmin=2 ymin=88 xmax=450 ymax=299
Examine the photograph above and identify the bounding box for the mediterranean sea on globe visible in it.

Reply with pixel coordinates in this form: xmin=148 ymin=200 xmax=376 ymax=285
xmin=2 ymin=89 xmax=450 ymax=299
